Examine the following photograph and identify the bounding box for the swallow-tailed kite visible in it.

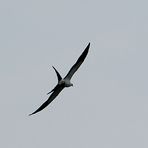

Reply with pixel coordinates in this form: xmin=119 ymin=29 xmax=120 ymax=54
xmin=29 ymin=43 xmax=90 ymax=115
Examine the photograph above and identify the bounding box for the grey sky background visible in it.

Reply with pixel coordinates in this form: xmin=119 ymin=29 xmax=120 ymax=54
xmin=0 ymin=0 xmax=148 ymax=147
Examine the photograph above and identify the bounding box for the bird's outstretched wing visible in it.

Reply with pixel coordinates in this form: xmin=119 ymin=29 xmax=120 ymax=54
xmin=29 ymin=84 xmax=64 ymax=116
xmin=64 ymin=43 xmax=90 ymax=80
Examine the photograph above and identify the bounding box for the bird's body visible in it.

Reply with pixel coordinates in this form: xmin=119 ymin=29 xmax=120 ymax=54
xmin=29 ymin=43 xmax=90 ymax=116
xmin=59 ymin=78 xmax=73 ymax=87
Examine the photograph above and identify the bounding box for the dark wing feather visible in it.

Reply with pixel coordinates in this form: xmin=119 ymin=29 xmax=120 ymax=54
xmin=29 ymin=85 xmax=64 ymax=116
xmin=65 ymin=43 xmax=90 ymax=80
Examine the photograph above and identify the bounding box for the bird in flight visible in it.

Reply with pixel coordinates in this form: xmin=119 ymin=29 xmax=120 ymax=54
xmin=29 ymin=43 xmax=90 ymax=115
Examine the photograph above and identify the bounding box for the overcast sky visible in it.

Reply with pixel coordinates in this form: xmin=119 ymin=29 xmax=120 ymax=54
xmin=1 ymin=0 xmax=148 ymax=147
